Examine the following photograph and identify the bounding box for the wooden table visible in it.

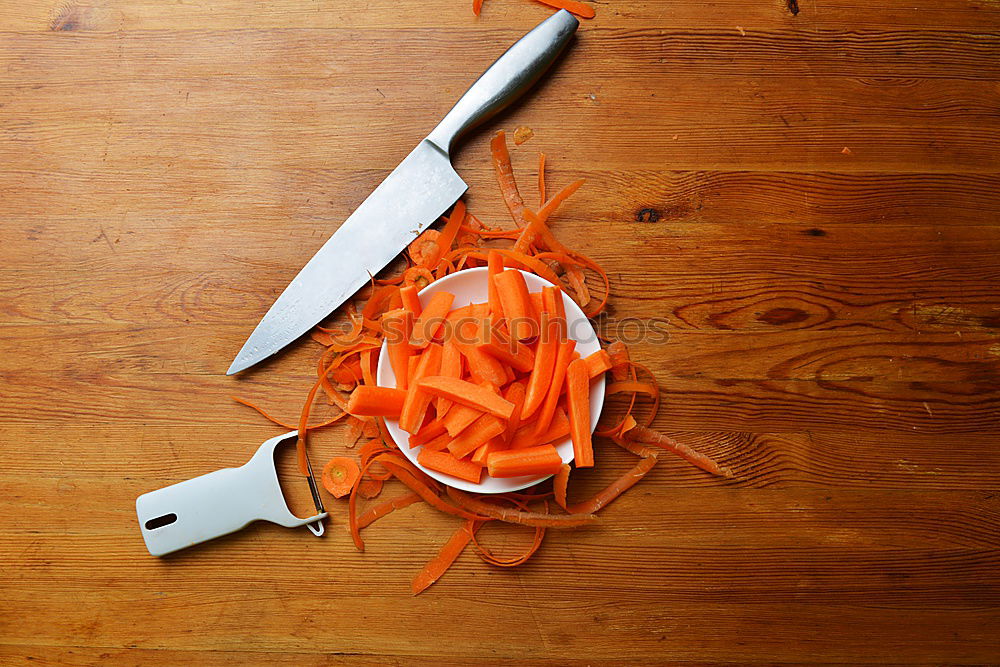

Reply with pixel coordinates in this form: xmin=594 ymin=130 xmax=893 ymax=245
xmin=2 ymin=1 xmax=999 ymax=664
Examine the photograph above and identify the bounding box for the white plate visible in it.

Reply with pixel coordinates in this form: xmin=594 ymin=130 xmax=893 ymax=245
xmin=377 ymin=267 xmax=605 ymax=493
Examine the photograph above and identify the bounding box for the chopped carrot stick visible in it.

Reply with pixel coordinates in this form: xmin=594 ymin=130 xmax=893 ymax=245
xmin=487 ymin=250 xmax=505 ymax=320
xmin=381 ymin=309 xmax=412 ymax=391
xmin=347 ymin=386 xmax=407 ymax=418
xmin=411 ymin=520 xmax=475 ymax=595
xmin=399 ymin=284 xmax=422 ymax=318
xmin=567 ymin=456 xmax=657 ymax=514
xmin=476 ymin=331 xmax=534 ymax=373
xmin=446 ymin=488 xmax=597 ymax=528
xmin=358 ymin=491 xmax=422 ymax=529
xmin=502 ymin=381 xmax=526 ymax=444
xmin=436 ymin=338 xmax=463 ymax=415
xmin=566 ymin=358 xmax=593 ymax=468
xmin=322 ymin=456 xmax=361 ymax=498
xmin=422 ymin=431 xmax=453 ymax=452
xmin=522 ymin=315 xmax=559 ymax=420
xmin=487 ymin=444 xmax=563 ymax=478
xmin=471 ymin=437 xmax=506 ymax=466
xmin=399 ymin=343 xmax=443 ymax=433
xmin=626 ymin=426 xmax=734 ymax=477
xmin=418 ymin=449 xmax=484 ymax=484
xmin=409 ymin=419 xmax=447 ymax=448
xmin=411 ymin=291 xmax=455 ymax=348
xmin=510 ymin=405 xmax=569 ymax=449
xmin=447 ymin=413 xmax=506 ymax=459
xmin=490 ymin=130 xmax=525 ymax=227
xmin=584 ymin=349 xmax=613 ymax=377
xmin=416 ymin=377 xmax=515 ymax=420
xmin=538 ymin=152 xmax=546 ymax=206
xmin=442 ymin=403 xmax=484 ymax=437
xmin=455 ymin=319 xmax=507 ymax=386
xmin=542 ymin=285 xmax=567 ymax=340
xmin=493 ymin=269 xmax=537 ymax=341
xmin=534 ymin=339 xmax=576 ymax=436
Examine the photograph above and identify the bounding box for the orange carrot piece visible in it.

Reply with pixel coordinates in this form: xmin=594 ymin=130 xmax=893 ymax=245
xmin=416 ymin=377 xmax=515 ymax=420
xmin=510 ymin=405 xmax=569 ymax=449
xmin=487 ymin=250 xmax=505 ymax=320
xmin=409 ymin=419 xmax=447 ymax=448
xmin=472 ymin=0 xmax=485 ymax=16
xmin=490 ymin=130 xmax=525 ymax=227
xmin=399 ymin=343 xmax=443 ymax=433
xmin=399 ymin=284 xmax=422 ymax=318
xmin=418 ymin=449 xmax=484 ymax=484
xmin=471 ymin=437 xmax=506 ymax=466
xmin=382 ymin=308 xmax=412 ymax=390
xmin=375 ymin=454 xmax=486 ymax=521
xmin=446 ymin=488 xmax=597 ymax=528
xmin=408 ymin=229 xmax=440 ymax=267
xmin=447 ymin=413 xmax=506 ymax=459
xmin=347 ymin=386 xmax=407 ymax=418
xmin=532 ymin=0 xmax=595 ymax=18
xmin=522 ymin=316 xmax=559 ymax=420
xmin=358 ymin=491 xmax=422 ymax=529
xmin=442 ymin=402 xmax=484 ymax=437
xmin=538 ymin=152 xmax=546 ymax=206
xmin=322 ymin=456 xmax=361 ymax=498
xmin=411 ymin=291 xmax=455 ymax=348
xmin=553 ymin=464 xmax=570 ymax=510
xmin=487 ymin=444 xmax=563 ymax=478
xmin=493 ymin=270 xmax=536 ymax=341
xmin=626 ymin=426 xmax=734 ymax=477
xmin=544 ymin=286 xmax=568 ymax=340
xmin=411 ymin=519 xmax=475 ymax=595
xmin=425 ymin=200 xmax=466 ymax=269
xmin=566 ymin=456 xmax=658 ymax=514
xmin=436 ymin=338 xmax=463 ymax=416
xmin=476 ymin=329 xmax=534 ymax=373
xmin=606 ymin=341 xmax=630 ymax=381
xmin=421 ymin=431 xmax=453 ymax=452
xmin=584 ymin=349 xmax=613 ymax=377
xmin=232 ymin=396 xmax=346 ymax=431
xmin=455 ymin=319 xmax=507 ymax=386
xmin=529 ymin=291 xmax=544 ymax=319
xmin=534 ymin=339 xmax=577 ymax=436
xmin=502 ymin=381 xmax=526 ymax=444
xmin=566 ymin=359 xmax=593 ymax=468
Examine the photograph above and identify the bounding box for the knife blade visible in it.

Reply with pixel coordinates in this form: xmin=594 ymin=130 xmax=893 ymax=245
xmin=228 ymin=10 xmax=579 ymax=375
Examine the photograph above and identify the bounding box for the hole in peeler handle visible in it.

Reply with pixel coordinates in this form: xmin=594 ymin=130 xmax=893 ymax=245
xmin=144 ymin=513 xmax=177 ymax=530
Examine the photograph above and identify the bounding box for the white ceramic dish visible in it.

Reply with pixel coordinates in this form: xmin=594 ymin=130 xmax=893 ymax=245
xmin=376 ymin=267 xmax=605 ymax=493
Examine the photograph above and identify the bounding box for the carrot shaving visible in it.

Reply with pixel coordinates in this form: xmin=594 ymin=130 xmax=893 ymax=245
xmin=446 ymin=487 xmax=597 ymax=528
xmin=532 ymin=0 xmax=595 ymax=19
xmin=537 ymin=152 xmax=546 ymax=206
xmin=490 ymin=130 xmax=526 ymax=227
xmin=358 ymin=491 xmax=421 ymax=529
xmin=412 ymin=519 xmax=476 ymax=595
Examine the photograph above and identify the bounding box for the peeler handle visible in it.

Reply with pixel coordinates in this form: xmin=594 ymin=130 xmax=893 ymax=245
xmin=135 ymin=432 xmax=327 ymax=556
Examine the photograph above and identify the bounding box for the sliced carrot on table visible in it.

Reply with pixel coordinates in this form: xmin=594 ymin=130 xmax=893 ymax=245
xmin=418 ymin=449 xmax=484 ymax=484
xmin=322 ymin=456 xmax=361 ymax=498
xmin=446 ymin=487 xmax=597 ymax=528
xmin=565 ymin=456 xmax=658 ymax=514
xmin=534 ymin=338 xmax=576 ymax=436
xmin=347 ymin=386 xmax=407 ymax=418
xmin=625 ymin=426 xmax=734 ymax=477
xmin=416 ymin=376 xmax=515 ymax=420
xmin=487 ymin=444 xmax=562 ymax=478
xmin=490 ymin=130 xmax=525 ymax=227
xmin=493 ymin=269 xmax=536 ymax=341
xmin=358 ymin=491 xmax=422 ymax=529
xmin=447 ymin=413 xmax=506 ymax=459
xmin=565 ymin=358 xmax=593 ymax=468
xmin=411 ymin=291 xmax=454 ymax=348
xmin=411 ymin=519 xmax=475 ymax=595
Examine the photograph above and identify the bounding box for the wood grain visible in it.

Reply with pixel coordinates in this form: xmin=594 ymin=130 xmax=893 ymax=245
xmin=1 ymin=0 xmax=999 ymax=664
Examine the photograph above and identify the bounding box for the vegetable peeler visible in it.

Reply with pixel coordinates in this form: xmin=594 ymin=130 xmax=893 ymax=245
xmin=135 ymin=432 xmax=327 ymax=556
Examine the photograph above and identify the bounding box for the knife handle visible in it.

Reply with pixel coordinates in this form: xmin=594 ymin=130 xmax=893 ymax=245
xmin=426 ymin=9 xmax=579 ymax=153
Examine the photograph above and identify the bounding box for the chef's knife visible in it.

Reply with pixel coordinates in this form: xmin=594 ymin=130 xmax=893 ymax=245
xmin=228 ymin=10 xmax=579 ymax=375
